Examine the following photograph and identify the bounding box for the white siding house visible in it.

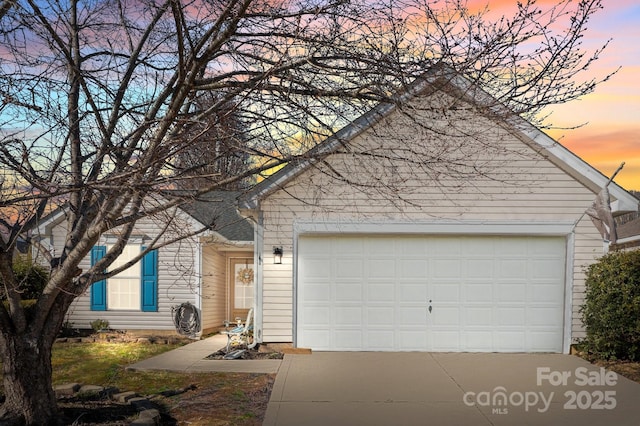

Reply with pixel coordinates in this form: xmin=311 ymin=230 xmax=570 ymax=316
xmin=239 ymin=69 xmax=639 ymax=353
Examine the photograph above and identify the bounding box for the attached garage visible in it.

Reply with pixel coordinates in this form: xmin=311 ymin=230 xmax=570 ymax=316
xmin=297 ymin=234 xmax=567 ymax=352
xmin=239 ymin=68 xmax=640 ymax=354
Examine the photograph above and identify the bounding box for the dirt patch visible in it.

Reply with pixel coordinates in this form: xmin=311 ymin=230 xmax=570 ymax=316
xmin=575 ymin=349 xmax=640 ymax=385
xmin=593 ymin=360 xmax=640 ymax=384
xmin=161 ymin=374 xmax=275 ymax=426
xmin=55 ymin=373 xmax=275 ymax=425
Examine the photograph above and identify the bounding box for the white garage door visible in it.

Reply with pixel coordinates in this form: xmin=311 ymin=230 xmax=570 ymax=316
xmin=297 ymin=235 xmax=566 ymax=352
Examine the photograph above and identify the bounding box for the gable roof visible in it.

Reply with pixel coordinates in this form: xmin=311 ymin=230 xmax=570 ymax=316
xmin=180 ymin=191 xmax=253 ymax=242
xmin=238 ymin=65 xmax=639 ymax=214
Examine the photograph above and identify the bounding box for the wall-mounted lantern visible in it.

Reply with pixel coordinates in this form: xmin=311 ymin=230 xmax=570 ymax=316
xmin=273 ymin=246 xmax=283 ymax=264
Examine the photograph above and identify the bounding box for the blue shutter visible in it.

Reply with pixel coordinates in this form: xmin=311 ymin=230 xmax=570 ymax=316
xmin=141 ymin=247 xmax=158 ymax=312
xmin=90 ymin=246 xmax=107 ymax=311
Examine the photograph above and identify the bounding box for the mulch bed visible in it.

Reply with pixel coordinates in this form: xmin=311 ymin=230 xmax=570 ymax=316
xmin=206 ymin=345 xmax=284 ymax=360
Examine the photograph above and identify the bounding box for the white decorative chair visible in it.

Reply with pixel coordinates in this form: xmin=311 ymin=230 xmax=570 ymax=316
xmin=222 ymin=308 xmax=254 ymax=353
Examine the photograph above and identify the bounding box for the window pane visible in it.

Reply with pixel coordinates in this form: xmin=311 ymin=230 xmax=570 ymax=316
xmin=107 ymin=245 xmax=141 ymax=310
xmin=234 ymin=262 xmax=254 ymax=309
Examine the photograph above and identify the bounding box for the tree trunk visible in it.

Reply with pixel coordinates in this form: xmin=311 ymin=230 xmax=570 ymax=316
xmin=0 ymin=333 xmax=58 ymax=425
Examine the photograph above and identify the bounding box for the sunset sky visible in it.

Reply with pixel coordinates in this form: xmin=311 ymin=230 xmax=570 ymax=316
xmin=479 ymin=0 xmax=639 ymax=190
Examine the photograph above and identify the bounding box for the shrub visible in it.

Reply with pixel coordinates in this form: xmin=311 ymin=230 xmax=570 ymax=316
xmin=579 ymin=250 xmax=640 ymax=361
xmin=90 ymin=319 xmax=110 ymax=332
xmin=0 ymin=256 xmax=49 ymax=300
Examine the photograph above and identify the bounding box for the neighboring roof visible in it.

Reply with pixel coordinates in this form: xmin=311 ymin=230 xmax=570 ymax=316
xmin=238 ymin=65 xmax=639 ymax=214
xmin=181 ymin=191 xmax=254 ymax=242
xmin=614 ymin=211 xmax=640 ymax=248
xmin=617 ymin=218 xmax=640 ymax=241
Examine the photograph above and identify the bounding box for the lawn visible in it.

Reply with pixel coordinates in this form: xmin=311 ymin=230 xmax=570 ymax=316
xmin=4 ymin=340 xmax=274 ymax=425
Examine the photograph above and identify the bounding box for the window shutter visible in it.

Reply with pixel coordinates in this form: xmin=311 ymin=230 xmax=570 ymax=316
xmin=90 ymin=246 xmax=107 ymax=311
xmin=141 ymin=248 xmax=158 ymax=312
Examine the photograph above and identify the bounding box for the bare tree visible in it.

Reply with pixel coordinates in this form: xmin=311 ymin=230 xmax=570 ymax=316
xmin=172 ymin=94 xmax=252 ymax=190
xmin=0 ymin=0 xmax=613 ymax=422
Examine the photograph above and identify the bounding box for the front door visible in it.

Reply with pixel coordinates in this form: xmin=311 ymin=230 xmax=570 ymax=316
xmin=230 ymin=257 xmax=254 ymax=323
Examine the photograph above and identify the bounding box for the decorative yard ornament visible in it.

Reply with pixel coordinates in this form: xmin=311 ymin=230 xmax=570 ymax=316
xmin=586 ymin=162 xmax=625 ymax=244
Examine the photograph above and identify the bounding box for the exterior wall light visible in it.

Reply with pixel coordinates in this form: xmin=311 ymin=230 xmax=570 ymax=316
xmin=273 ymin=246 xmax=283 ymax=264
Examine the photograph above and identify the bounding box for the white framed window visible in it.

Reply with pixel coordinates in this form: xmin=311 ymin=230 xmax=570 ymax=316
xmin=107 ymin=244 xmax=141 ymax=310
xmin=90 ymin=243 xmax=158 ymax=312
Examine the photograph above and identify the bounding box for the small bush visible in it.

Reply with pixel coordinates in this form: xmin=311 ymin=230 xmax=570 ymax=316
xmin=579 ymin=250 xmax=640 ymax=361
xmin=90 ymin=319 xmax=110 ymax=332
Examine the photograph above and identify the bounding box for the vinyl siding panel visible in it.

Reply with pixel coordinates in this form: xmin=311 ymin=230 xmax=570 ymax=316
xmin=65 ymin=213 xmax=201 ymax=332
xmin=258 ymin=96 xmax=605 ymax=343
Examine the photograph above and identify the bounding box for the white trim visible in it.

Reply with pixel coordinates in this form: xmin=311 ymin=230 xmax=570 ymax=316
xmin=293 ymin=220 xmax=576 ymax=236
xmin=34 ymin=208 xmax=67 ymax=236
xmin=254 ymin=212 xmax=265 ymax=343
xmin=292 ymin=229 xmax=299 ymax=348
xmin=194 ymin=240 xmax=203 ymax=338
xmin=102 ymin=234 xmax=147 ymax=245
xmin=203 ymin=239 xmax=254 ymax=251
xmin=563 ymin=232 xmax=576 ymax=354
xmin=615 ymin=235 xmax=640 ymax=245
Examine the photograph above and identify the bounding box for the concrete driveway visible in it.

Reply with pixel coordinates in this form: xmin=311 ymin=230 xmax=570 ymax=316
xmin=263 ymin=352 xmax=640 ymax=426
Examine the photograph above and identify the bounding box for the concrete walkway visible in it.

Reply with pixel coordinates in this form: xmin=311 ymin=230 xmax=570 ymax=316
xmin=126 ymin=334 xmax=282 ymax=374
xmin=264 ymin=352 xmax=640 ymax=426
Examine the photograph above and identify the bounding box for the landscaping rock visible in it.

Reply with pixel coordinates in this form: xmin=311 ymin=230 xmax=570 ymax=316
xmin=77 ymin=384 xmax=104 ymax=396
xmin=54 ymin=331 xmax=193 ymax=345
xmin=53 ymin=383 xmax=81 ymax=397
xmin=129 ymin=397 xmax=155 ymax=411
xmin=112 ymin=390 xmax=138 ymax=403
xmin=56 ymin=383 xmax=166 ymax=425
xmin=99 ymin=386 xmax=120 ymax=397
xmin=131 ymin=408 xmax=161 ymax=425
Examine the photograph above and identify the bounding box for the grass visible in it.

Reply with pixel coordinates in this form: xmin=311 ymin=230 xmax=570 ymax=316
xmin=0 ymin=340 xmax=274 ymax=424
xmin=50 ymin=340 xmax=274 ymax=424
xmin=52 ymin=341 xmax=183 ymax=387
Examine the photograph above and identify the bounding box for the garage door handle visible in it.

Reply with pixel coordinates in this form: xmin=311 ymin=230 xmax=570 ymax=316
xmin=428 ymin=300 xmax=432 ymax=314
